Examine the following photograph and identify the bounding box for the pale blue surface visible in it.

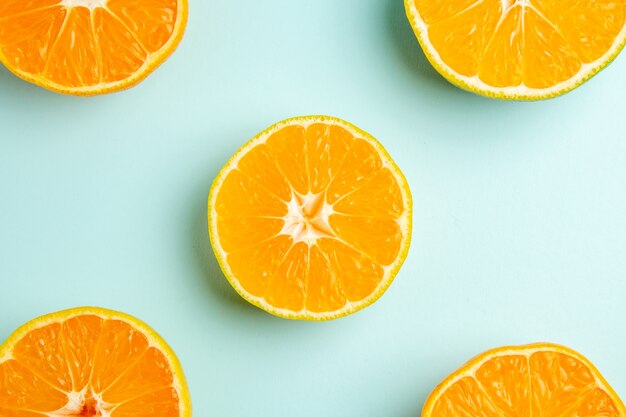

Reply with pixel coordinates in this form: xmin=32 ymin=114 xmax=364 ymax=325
xmin=1 ymin=1 xmax=625 ymax=415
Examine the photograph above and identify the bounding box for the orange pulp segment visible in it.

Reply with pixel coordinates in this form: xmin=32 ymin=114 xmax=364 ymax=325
xmin=405 ymin=0 xmax=626 ymax=99
xmin=423 ymin=343 xmax=626 ymax=417
xmin=0 ymin=307 xmax=191 ymax=417
xmin=208 ymin=115 xmax=412 ymax=321
xmin=0 ymin=0 xmax=188 ymax=95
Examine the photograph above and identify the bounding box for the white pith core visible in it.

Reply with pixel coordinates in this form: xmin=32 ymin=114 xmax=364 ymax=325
xmin=59 ymin=0 xmax=107 ymax=10
xmin=280 ymin=191 xmax=336 ymax=244
xmin=48 ymin=388 xmax=113 ymax=417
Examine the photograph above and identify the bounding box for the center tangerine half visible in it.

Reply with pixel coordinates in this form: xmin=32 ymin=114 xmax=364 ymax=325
xmin=208 ymin=115 xmax=413 ymax=321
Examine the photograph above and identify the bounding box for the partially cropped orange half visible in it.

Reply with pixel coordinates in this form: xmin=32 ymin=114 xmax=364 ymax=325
xmin=208 ymin=116 xmax=412 ymax=321
xmin=0 ymin=307 xmax=191 ymax=417
xmin=405 ymin=0 xmax=626 ymax=99
xmin=0 ymin=0 xmax=187 ymax=95
xmin=424 ymin=343 xmax=626 ymax=417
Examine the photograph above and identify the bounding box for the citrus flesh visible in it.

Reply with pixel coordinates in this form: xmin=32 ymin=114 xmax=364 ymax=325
xmin=208 ymin=116 xmax=412 ymax=321
xmin=424 ymin=343 xmax=626 ymax=417
xmin=405 ymin=0 xmax=626 ymax=99
xmin=0 ymin=307 xmax=191 ymax=417
xmin=0 ymin=0 xmax=187 ymax=95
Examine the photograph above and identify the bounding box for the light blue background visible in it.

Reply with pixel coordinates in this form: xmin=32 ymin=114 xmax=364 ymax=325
xmin=1 ymin=0 xmax=625 ymax=415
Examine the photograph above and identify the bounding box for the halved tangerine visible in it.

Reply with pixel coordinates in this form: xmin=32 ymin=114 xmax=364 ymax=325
xmin=405 ymin=0 xmax=626 ymax=99
xmin=208 ymin=115 xmax=413 ymax=320
xmin=423 ymin=343 xmax=626 ymax=417
xmin=0 ymin=0 xmax=188 ymax=95
xmin=0 ymin=307 xmax=191 ymax=417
